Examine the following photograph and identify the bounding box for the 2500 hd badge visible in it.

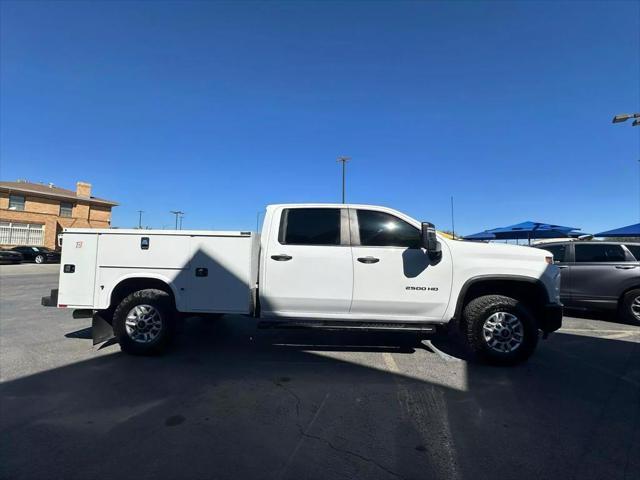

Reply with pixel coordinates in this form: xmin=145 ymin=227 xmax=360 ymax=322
xmin=406 ymin=286 xmax=439 ymax=291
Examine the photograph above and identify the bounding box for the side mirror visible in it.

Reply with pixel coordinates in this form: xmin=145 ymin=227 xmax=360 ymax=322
xmin=421 ymin=222 xmax=442 ymax=260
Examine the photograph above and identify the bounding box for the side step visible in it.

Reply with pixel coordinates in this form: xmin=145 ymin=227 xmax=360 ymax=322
xmin=258 ymin=320 xmax=438 ymax=334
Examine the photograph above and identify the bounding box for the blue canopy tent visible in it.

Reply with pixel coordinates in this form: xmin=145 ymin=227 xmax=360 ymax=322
xmin=595 ymin=223 xmax=640 ymax=237
xmin=462 ymin=231 xmax=496 ymax=241
xmin=464 ymin=221 xmax=583 ymax=244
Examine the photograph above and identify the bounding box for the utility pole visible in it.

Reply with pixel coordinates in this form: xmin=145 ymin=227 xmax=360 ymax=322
xmin=450 ymin=196 xmax=456 ymax=239
xmin=178 ymin=212 xmax=184 ymax=230
xmin=170 ymin=210 xmax=184 ymax=230
xmin=337 ymin=156 xmax=351 ymax=203
xmin=137 ymin=210 xmax=144 ymax=229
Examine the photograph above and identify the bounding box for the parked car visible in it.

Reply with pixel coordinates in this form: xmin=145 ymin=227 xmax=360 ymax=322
xmin=0 ymin=249 xmax=23 ymax=264
xmin=42 ymin=203 xmax=562 ymax=365
xmin=10 ymin=246 xmax=61 ymax=264
xmin=536 ymin=241 xmax=640 ymax=324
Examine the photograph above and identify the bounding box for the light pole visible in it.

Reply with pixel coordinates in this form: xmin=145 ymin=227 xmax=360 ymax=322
xmin=612 ymin=113 xmax=640 ymax=220
xmin=337 ymin=156 xmax=351 ymax=203
xmin=170 ymin=210 xmax=184 ymax=230
xmin=137 ymin=210 xmax=144 ymax=229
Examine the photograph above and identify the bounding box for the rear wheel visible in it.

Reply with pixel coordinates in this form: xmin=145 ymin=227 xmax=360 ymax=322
xmin=462 ymin=294 xmax=539 ymax=365
xmin=620 ymin=289 xmax=640 ymax=326
xmin=113 ymin=289 xmax=175 ymax=355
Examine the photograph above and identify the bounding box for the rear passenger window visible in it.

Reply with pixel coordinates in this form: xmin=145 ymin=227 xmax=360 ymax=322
xmin=626 ymin=245 xmax=640 ymax=261
xmin=279 ymin=208 xmax=341 ymax=245
xmin=544 ymin=244 xmax=567 ymax=262
xmin=357 ymin=210 xmax=422 ymax=248
xmin=575 ymin=244 xmax=626 ymax=262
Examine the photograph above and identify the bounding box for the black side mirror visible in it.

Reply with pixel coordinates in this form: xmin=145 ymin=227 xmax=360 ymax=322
xmin=421 ymin=222 xmax=442 ymax=260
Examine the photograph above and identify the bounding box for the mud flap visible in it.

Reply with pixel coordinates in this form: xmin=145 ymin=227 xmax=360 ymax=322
xmin=92 ymin=311 xmax=115 ymax=346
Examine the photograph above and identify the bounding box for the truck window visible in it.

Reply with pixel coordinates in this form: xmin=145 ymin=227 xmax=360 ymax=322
xmin=279 ymin=208 xmax=341 ymax=245
xmin=626 ymin=245 xmax=640 ymax=261
xmin=357 ymin=210 xmax=421 ymax=248
xmin=544 ymin=244 xmax=567 ymax=262
xmin=574 ymin=244 xmax=626 ymax=262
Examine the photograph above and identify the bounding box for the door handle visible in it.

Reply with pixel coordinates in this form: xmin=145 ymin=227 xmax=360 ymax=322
xmin=271 ymin=254 xmax=292 ymax=261
xmin=357 ymin=256 xmax=380 ymax=264
xmin=615 ymin=265 xmax=637 ymax=269
xmin=558 ymin=266 xmax=569 ymax=269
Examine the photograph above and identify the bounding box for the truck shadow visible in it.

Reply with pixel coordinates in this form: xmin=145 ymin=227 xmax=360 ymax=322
xmin=2 ymin=319 xmax=639 ymax=480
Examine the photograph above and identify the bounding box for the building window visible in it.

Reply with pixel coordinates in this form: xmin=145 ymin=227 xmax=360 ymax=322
xmin=0 ymin=222 xmax=45 ymax=246
xmin=8 ymin=194 xmax=25 ymax=211
xmin=60 ymin=202 xmax=73 ymax=218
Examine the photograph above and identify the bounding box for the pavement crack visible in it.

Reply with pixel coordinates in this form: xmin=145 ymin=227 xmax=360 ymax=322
xmin=298 ymin=428 xmax=404 ymax=479
xmin=276 ymin=381 xmax=301 ymax=419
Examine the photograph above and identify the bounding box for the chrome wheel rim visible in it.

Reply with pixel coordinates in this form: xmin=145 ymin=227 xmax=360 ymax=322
xmin=482 ymin=311 xmax=524 ymax=353
xmin=125 ymin=304 xmax=163 ymax=344
xmin=631 ymin=296 xmax=640 ymax=321
xmin=35 ymin=255 xmax=43 ymax=264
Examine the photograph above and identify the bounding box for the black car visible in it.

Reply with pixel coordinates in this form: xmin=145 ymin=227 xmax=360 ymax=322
xmin=0 ymin=250 xmax=23 ymax=264
xmin=536 ymin=241 xmax=640 ymax=324
xmin=10 ymin=246 xmax=61 ymax=264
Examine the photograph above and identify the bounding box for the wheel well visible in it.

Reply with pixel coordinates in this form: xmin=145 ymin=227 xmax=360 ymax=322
xmin=619 ymin=285 xmax=640 ymax=307
xmin=110 ymin=278 xmax=176 ymax=310
xmin=456 ymin=279 xmax=549 ymax=320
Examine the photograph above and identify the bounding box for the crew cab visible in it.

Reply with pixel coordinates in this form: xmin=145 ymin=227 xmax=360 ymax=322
xmin=42 ymin=203 xmax=562 ymax=365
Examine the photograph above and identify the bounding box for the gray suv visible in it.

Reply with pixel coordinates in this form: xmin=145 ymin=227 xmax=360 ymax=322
xmin=536 ymin=241 xmax=640 ymax=324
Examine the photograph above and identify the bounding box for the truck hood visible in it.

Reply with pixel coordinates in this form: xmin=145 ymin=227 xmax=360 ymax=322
xmin=444 ymin=239 xmax=550 ymax=262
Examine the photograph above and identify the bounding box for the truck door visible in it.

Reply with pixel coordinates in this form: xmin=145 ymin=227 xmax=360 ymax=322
xmin=260 ymin=207 xmax=353 ymax=317
xmin=349 ymin=208 xmax=452 ymax=321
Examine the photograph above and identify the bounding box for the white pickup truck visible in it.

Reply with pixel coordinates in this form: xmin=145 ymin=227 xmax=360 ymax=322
xmin=42 ymin=203 xmax=562 ymax=365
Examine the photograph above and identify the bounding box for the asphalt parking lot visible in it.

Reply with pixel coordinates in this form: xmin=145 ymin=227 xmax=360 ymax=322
xmin=1 ymin=264 xmax=639 ymax=480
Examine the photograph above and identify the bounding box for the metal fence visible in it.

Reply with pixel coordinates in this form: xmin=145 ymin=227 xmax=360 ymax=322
xmin=0 ymin=222 xmax=45 ymax=246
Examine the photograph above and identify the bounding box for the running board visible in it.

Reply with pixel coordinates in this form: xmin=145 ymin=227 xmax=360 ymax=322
xmin=258 ymin=320 xmax=438 ymax=333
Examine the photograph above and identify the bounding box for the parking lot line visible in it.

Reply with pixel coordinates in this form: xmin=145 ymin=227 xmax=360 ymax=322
xmin=381 ymin=352 xmax=400 ymax=373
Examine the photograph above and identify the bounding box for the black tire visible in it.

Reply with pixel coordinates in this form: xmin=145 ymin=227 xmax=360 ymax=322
xmin=34 ymin=254 xmax=45 ymax=264
xmin=461 ymin=294 xmax=539 ymax=366
xmin=619 ymin=289 xmax=640 ymax=326
xmin=112 ymin=289 xmax=175 ymax=355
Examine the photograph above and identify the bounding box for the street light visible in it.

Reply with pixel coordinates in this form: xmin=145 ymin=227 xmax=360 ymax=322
xmin=337 ymin=156 xmax=351 ymax=203
xmin=612 ymin=113 xmax=640 ymax=124
xmin=612 ymin=114 xmax=640 ymax=221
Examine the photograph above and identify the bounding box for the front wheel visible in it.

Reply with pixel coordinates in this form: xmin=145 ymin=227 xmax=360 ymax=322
xmin=112 ymin=289 xmax=175 ymax=355
xmin=34 ymin=254 xmax=45 ymax=264
xmin=620 ymin=289 xmax=640 ymax=326
xmin=462 ymin=295 xmax=539 ymax=366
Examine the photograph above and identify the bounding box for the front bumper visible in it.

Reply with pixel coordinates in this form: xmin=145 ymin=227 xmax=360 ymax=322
xmin=538 ymin=303 xmax=563 ymax=333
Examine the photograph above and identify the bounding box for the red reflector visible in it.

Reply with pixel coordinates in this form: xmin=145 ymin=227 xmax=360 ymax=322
xmin=58 ymin=304 xmax=67 ymax=308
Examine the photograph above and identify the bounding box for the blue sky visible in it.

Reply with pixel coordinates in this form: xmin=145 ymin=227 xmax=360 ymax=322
xmin=1 ymin=0 xmax=638 ymax=234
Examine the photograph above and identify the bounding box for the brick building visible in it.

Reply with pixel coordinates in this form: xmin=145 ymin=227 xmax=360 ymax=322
xmin=0 ymin=180 xmax=118 ymax=250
